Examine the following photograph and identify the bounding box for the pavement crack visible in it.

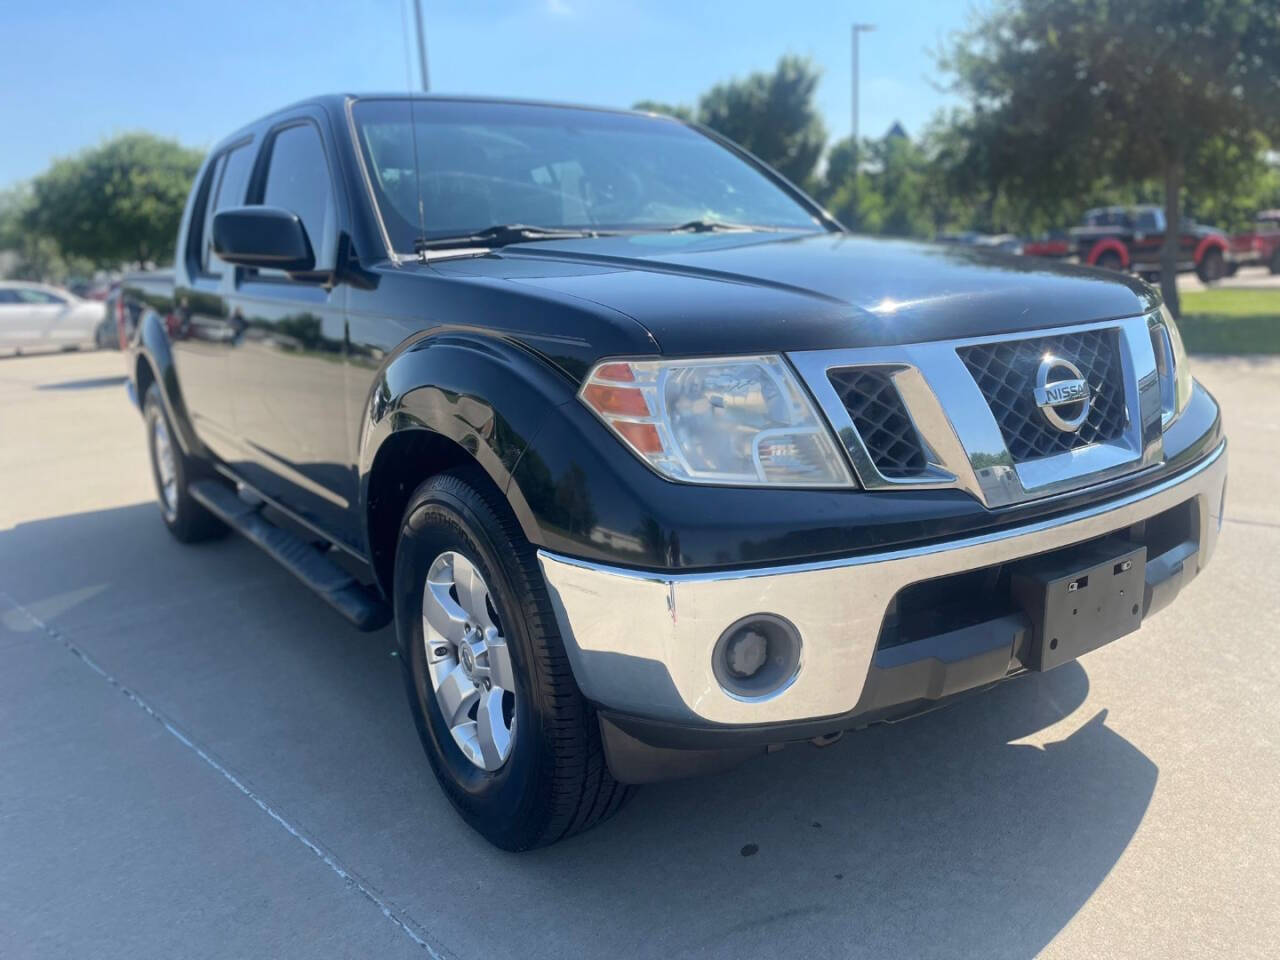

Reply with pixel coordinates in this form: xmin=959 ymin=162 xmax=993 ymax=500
xmin=0 ymin=588 xmax=451 ymax=960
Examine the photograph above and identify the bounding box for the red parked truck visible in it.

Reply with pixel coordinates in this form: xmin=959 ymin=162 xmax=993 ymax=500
xmin=1021 ymin=231 xmax=1072 ymax=260
xmin=1229 ymin=210 xmax=1280 ymax=274
xmin=1069 ymin=205 xmax=1232 ymax=284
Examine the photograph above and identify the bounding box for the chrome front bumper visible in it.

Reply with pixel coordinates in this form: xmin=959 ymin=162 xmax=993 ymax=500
xmin=538 ymin=440 xmax=1228 ymax=727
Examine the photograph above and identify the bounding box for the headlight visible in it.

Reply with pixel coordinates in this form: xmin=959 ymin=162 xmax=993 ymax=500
xmin=1152 ymin=304 xmax=1193 ymax=425
xmin=579 ymin=355 xmax=855 ymax=487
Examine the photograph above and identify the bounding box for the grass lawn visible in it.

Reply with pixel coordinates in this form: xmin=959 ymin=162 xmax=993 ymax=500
xmin=1178 ymin=288 xmax=1280 ymax=354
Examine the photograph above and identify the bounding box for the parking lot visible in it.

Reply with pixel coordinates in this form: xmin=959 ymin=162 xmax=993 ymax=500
xmin=1178 ymin=263 xmax=1280 ymax=292
xmin=2 ymin=349 xmax=1278 ymax=959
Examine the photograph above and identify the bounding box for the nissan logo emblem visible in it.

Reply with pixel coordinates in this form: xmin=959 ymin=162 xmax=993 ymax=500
xmin=1033 ymin=355 xmax=1091 ymax=432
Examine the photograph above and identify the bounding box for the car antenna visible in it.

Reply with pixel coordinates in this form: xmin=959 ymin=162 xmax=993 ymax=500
xmin=400 ymin=0 xmax=429 ymax=262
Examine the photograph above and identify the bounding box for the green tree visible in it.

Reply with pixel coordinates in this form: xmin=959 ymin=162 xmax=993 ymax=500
xmin=0 ymin=187 xmax=24 ymax=251
xmin=818 ymin=137 xmax=890 ymax=234
xmin=634 ymin=56 xmax=827 ymax=187
xmin=916 ymin=114 xmax=989 ymax=234
xmin=698 ymin=55 xmax=827 ymax=185
xmin=23 ymin=133 xmax=204 ymax=268
xmin=941 ymin=0 xmax=1280 ymax=315
xmin=821 ymin=127 xmax=966 ymax=237
xmin=1185 ymin=133 xmax=1280 ymax=231
xmin=0 ymin=185 xmax=93 ymax=282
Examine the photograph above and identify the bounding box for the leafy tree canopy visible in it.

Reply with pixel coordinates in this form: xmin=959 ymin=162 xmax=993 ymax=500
xmin=0 ymin=185 xmax=94 ymax=282
xmin=697 ymin=55 xmax=827 ymax=185
xmin=939 ymin=0 xmax=1280 ymax=312
xmin=633 ymin=55 xmax=827 ymax=185
xmin=820 ymin=133 xmax=937 ymax=237
xmin=23 ymin=133 xmax=204 ymax=268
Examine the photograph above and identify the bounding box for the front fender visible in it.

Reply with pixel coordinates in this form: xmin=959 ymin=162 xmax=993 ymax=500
xmin=137 ymin=309 xmax=206 ymax=459
xmin=357 ymin=333 xmax=579 ymax=551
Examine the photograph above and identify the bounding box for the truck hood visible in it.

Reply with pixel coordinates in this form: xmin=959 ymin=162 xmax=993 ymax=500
xmin=436 ymin=231 xmax=1159 ymax=357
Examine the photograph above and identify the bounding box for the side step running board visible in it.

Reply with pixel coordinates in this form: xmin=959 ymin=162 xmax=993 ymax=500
xmin=189 ymin=479 xmax=391 ymax=632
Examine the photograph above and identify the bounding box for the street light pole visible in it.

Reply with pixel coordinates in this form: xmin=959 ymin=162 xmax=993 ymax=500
xmin=851 ymin=23 xmax=875 ymax=229
xmin=413 ymin=0 xmax=430 ymax=92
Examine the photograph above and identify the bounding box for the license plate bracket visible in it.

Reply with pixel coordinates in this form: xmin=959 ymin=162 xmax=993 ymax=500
xmin=1011 ymin=538 xmax=1147 ymax=671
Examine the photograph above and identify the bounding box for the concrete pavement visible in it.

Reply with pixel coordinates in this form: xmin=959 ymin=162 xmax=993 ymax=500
xmin=1178 ymin=263 xmax=1280 ymax=292
xmin=1 ymin=350 xmax=1277 ymax=959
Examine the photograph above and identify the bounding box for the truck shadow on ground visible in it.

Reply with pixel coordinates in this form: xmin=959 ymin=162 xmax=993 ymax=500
xmin=553 ymin=666 xmax=1150 ymax=959
xmin=2 ymin=503 xmax=1157 ymax=960
xmin=33 ymin=374 xmax=127 ymax=391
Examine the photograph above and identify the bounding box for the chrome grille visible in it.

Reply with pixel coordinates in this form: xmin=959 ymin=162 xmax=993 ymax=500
xmin=827 ymin=368 xmax=927 ymax=478
xmin=958 ymin=329 xmax=1127 ymax=462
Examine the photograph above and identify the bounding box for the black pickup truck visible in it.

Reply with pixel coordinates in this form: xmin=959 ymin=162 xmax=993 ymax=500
xmin=1069 ymin=205 xmax=1232 ymax=283
xmin=124 ymin=94 xmax=1227 ymax=850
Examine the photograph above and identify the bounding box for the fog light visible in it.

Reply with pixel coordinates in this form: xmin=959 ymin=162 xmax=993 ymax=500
xmin=713 ymin=614 xmax=802 ymax=700
xmin=725 ymin=629 xmax=768 ymax=678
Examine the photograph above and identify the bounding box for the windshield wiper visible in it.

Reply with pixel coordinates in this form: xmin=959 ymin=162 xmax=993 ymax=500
xmin=414 ymin=224 xmax=610 ymax=253
xmin=667 ymin=218 xmax=789 ymax=234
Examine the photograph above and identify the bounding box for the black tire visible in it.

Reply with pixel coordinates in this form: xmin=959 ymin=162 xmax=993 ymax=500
xmin=1196 ymin=248 xmax=1225 ymax=285
xmin=393 ymin=466 xmax=632 ymax=851
xmin=1095 ymin=251 xmax=1124 ymax=272
xmin=143 ymin=384 xmax=226 ymax=543
xmin=1270 ymin=249 xmax=1280 ymax=276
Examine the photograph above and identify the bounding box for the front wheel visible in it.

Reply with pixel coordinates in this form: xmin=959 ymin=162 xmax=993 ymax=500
xmin=1095 ymin=250 xmax=1124 ymax=272
xmin=143 ymin=384 xmax=225 ymax=543
xmin=393 ymin=467 xmax=632 ymax=850
xmin=1196 ymin=248 xmax=1225 ymax=285
xmin=1270 ymin=249 xmax=1280 ymax=276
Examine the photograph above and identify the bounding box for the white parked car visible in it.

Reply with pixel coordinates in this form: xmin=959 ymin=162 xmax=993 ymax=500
xmin=0 ymin=281 xmax=103 ymax=354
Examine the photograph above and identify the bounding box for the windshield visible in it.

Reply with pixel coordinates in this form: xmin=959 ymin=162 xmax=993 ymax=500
xmin=351 ymin=98 xmax=823 ymax=253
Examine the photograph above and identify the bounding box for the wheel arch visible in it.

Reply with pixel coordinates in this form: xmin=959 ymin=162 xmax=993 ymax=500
xmin=1086 ymin=237 xmax=1130 ymax=268
xmin=358 ymin=333 xmax=575 ymax=596
xmin=1193 ymin=233 xmax=1227 ymax=265
xmin=135 ymin=310 xmax=206 ymax=459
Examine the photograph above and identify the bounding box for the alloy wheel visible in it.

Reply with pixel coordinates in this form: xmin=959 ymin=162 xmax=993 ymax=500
xmin=152 ymin=415 xmax=178 ymax=521
xmin=421 ymin=551 xmax=518 ymax=771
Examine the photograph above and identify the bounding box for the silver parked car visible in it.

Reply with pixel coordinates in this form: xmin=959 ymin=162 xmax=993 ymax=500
xmin=0 ymin=281 xmax=103 ymax=354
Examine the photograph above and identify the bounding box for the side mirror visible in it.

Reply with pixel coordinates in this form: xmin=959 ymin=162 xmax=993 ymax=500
xmin=212 ymin=206 xmax=315 ymax=273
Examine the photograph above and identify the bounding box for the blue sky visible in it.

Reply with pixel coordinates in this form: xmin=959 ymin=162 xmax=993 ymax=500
xmin=0 ymin=0 xmax=970 ymax=188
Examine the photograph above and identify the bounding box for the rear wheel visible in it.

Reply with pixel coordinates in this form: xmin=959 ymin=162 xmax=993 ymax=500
xmin=143 ymin=384 xmax=225 ymax=543
xmin=393 ymin=467 xmax=632 ymax=850
xmin=1095 ymin=250 xmax=1124 ymax=272
xmin=1196 ymin=248 xmax=1225 ymax=285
